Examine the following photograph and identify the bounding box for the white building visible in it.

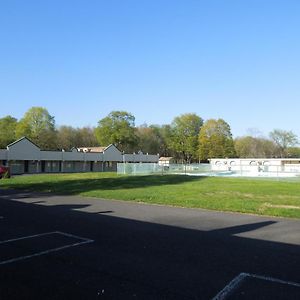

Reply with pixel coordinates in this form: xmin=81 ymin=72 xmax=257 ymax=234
xmin=158 ymin=157 xmax=174 ymax=167
xmin=0 ymin=137 xmax=159 ymax=175
xmin=210 ymin=158 xmax=300 ymax=176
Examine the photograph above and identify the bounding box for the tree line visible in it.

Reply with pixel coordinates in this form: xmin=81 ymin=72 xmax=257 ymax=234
xmin=0 ymin=107 xmax=299 ymax=161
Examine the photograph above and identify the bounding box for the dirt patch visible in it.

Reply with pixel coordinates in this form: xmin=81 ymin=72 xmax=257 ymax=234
xmin=264 ymin=203 xmax=300 ymax=210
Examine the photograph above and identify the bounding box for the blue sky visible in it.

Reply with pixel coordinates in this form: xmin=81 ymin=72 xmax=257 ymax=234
xmin=1 ymin=0 xmax=300 ymax=139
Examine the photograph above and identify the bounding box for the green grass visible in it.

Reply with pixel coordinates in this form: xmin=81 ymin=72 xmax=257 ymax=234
xmin=1 ymin=172 xmax=300 ymax=218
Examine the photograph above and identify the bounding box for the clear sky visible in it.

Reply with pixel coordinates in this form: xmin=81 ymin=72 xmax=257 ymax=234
xmin=1 ymin=0 xmax=300 ymax=139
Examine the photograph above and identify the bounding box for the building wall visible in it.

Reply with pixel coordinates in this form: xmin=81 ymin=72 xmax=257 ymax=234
xmin=9 ymin=161 xmax=24 ymax=174
xmin=27 ymin=161 xmax=39 ymax=173
xmin=103 ymin=145 xmax=122 ymax=162
xmin=44 ymin=161 xmax=60 ymax=173
xmin=74 ymin=162 xmax=84 ymax=172
xmin=103 ymin=161 xmax=117 ymax=172
xmin=1 ymin=137 xmax=159 ymax=175
xmin=8 ymin=139 xmax=40 ymax=161
xmin=210 ymin=158 xmax=300 ymax=173
xmin=92 ymin=162 xmax=103 ymax=172
xmin=0 ymin=150 xmax=7 ymax=160
xmin=124 ymin=153 xmax=159 ymax=163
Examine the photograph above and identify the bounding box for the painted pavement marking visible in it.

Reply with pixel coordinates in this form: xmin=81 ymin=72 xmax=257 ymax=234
xmin=0 ymin=231 xmax=94 ymax=266
xmin=212 ymin=272 xmax=300 ymax=300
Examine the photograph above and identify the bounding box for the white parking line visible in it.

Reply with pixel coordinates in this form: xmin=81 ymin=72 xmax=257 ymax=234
xmin=0 ymin=231 xmax=94 ymax=266
xmin=212 ymin=272 xmax=300 ymax=300
xmin=212 ymin=273 xmax=247 ymax=300
xmin=248 ymin=273 xmax=300 ymax=288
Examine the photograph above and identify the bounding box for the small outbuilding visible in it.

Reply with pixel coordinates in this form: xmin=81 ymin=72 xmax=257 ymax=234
xmin=158 ymin=157 xmax=174 ymax=167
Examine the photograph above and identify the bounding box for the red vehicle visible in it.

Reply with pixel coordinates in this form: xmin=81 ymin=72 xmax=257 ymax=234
xmin=0 ymin=166 xmax=10 ymax=179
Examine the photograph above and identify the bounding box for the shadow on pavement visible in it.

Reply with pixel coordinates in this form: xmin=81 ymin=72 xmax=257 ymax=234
xmin=0 ymin=190 xmax=299 ymax=299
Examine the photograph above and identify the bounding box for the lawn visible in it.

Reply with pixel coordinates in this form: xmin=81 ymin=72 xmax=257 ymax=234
xmin=1 ymin=172 xmax=300 ymax=219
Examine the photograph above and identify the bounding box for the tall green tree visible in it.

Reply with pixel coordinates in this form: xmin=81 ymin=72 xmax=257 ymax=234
xmin=198 ymin=118 xmax=236 ymax=161
xmin=15 ymin=107 xmax=57 ymax=149
xmin=135 ymin=125 xmax=161 ymax=154
xmin=56 ymin=126 xmax=78 ymax=150
xmin=151 ymin=124 xmax=173 ymax=157
xmin=286 ymin=147 xmax=300 ymax=158
xmin=134 ymin=124 xmax=173 ymax=156
xmin=57 ymin=126 xmax=98 ymax=150
xmin=234 ymin=136 xmax=277 ymax=158
xmin=269 ymin=129 xmax=298 ymax=157
xmin=169 ymin=113 xmax=203 ymax=163
xmin=95 ymin=111 xmax=137 ymax=152
xmin=0 ymin=115 xmax=17 ymax=148
xmin=77 ymin=127 xmax=98 ymax=147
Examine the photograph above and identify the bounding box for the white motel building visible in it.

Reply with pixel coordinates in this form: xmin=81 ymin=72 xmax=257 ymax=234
xmin=0 ymin=137 xmax=159 ymax=175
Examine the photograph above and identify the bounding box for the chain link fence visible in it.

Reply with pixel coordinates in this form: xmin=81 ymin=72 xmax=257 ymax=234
xmin=117 ymin=162 xmax=300 ymax=179
xmin=117 ymin=163 xmax=210 ymax=175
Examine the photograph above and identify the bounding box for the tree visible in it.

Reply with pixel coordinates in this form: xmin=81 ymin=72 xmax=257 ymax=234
xmin=286 ymin=147 xmax=300 ymax=158
xmin=198 ymin=119 xmax=236 ymax=161
xmin=76 ymin=127 xmax=98 ymax=147
xmin=135 ymin=125 xmax=161 ymax=154
xmin=269 ymin=129 xmax=298 ymax=157
xmin=0 ymin=115 xmax=17 ymax=148
xmin=234 ymin=136 xmax=277 ymax=158
xmin=57 ymin=126 xmax=98 ymax=150
xmin=152 ymin=124 xmax=174 ymax=157
xmin=169 ymin=113 xmax=203 ymax=163
xmin=15 ymin=107 xmax=57 ymax=150
xmin=56 ymin=126 xmax=78 ymax=150
xmin=95 ymin=111 xmax=137 ymax=152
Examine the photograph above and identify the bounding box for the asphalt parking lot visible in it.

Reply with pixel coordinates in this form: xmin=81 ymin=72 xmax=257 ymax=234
xmin=0 ymin=189 xmax=299 ymax=299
